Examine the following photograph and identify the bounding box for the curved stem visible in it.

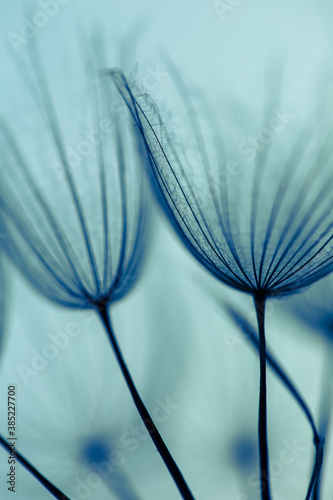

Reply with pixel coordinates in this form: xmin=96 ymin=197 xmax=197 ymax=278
xmin=98 ymin=305 xmax=195 ymax=500
xmin=0 ymin=435 xmax=70 ymax=499
xmin=306 ymin=442 xmax=323 ymax=500
xmin=254 ymin=294 xmax=271 ymax=500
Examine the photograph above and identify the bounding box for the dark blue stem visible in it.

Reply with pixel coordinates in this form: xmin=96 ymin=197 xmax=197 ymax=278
xmin=0 ymin=435 xmax=70 ymax=499
xmin=98 ymin=304 xmax=195 ymax=500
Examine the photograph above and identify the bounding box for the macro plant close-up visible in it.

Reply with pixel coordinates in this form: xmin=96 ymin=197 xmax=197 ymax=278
xmin=1 ymin=1 xmax=333 ymax=499
xmin=0 ymin=37 xmax=196 ymax=499
xmin=110 ymin=62 xmax=333 ymax=498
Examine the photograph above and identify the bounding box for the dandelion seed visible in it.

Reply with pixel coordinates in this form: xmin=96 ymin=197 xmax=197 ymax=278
xmin=0 ymin=40 xmax=194 ymax=500
xmin=110 ymin=63 xmax=333 ymax=500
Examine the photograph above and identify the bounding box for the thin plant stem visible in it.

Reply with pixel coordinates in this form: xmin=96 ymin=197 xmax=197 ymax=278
xmin=98 ymin=304 xmax=195 ymax=500
xmin=254 ymin=294 xmax=271 ymax=500
xmin=0 ymin=435 xmax=70 ymax=500
xmin=313 ymin=449 xmax=324 ymax=499
xmin=225 ymin=303 xmax=324 ymax=500
xmin=312 ymin=342 xmax=333 ymax=500
xmin=306 ymin=442 xmax=323 ymax=500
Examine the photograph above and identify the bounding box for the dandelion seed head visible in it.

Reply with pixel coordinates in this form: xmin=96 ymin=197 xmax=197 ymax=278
xmin=286 ymin=273 xmax=333 ymax=343
xmin=111 ymin=67 xmax=333 ymax=298
xmin=0 ymin=42 xmax=150 ymax=310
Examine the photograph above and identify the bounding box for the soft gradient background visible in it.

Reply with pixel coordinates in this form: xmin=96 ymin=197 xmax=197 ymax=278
xmin=0 ymin=1 xmax=332 ymax=499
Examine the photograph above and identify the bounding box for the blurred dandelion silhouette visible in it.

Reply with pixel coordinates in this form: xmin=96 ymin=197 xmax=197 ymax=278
xmin=0 ymin=50 xmax=148 ymax=310
xmin=287 ymin=273 xmax=333 ymax=344
xmin=15 ymin=320 xmax=149 ymax=500
xmin=110 ymin=63 xmax=333 ymax=500
xmin=0 ymin=40 xmax=195 ymax=500
xmin=3 ymin=264 xmax=191 ymax=500
xmin=0 ymin=266 xmax=71 ymax=499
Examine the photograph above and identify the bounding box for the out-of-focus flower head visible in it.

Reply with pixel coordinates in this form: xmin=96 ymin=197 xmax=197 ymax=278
xmin=286 ymin=273 xmax=333 ymax=344
xmin=5 ymin=267 xmax=191 ymax=500
xmin=0 ymin=39 xmax=150 ymax=310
